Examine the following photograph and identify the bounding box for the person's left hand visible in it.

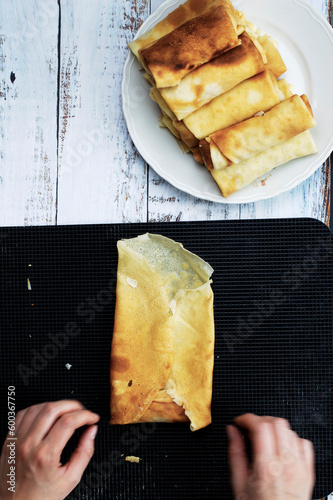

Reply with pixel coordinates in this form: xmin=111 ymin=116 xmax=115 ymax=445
xmin=0 ymin=400 xmax=100 ymax=500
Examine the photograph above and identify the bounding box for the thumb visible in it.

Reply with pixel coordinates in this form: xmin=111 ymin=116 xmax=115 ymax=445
xmin=227 ymin=425 xmax=249 ymax=497
xmin=64 ymin=425 xmax=98 ymax=487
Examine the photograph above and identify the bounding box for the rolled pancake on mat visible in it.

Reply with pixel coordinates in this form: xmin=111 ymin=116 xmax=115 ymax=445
xmin=184 ymin=70 xmax=285 ymax=140
xmin=209 ymin=95 xmax=316 ymax=167
xmin=204 ymin=131 xmax=317 ymax=197
xmin=110 ymin=234 xmax=214 ymax=431
xmin=259 ymin=35 xmax=287 ymax=78
xmin=129 ymin=0 xmax=244 ymax=62
xmin=159 ymin=32 xmax=265 ymax=120
xmin=139 ymin=4 xmax=243 ymax=88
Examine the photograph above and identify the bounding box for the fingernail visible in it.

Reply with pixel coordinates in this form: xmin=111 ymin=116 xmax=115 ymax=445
xmin=89 ymin=425 xmax=98 ymax=440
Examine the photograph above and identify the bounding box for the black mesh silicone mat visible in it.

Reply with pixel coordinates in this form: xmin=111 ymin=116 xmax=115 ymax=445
xmin=0 ymin=219 xmax=332 ymax=500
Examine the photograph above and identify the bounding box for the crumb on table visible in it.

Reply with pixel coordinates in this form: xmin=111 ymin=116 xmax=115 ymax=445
xmin=125 ymin=456 xmax=141 ymax=463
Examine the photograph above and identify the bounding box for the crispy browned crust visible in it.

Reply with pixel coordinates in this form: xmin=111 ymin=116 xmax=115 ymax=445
xmin=129 ymin=0 xmax=240 ymax=61
xmin=140 ymin=5 xmax=241 ymax=88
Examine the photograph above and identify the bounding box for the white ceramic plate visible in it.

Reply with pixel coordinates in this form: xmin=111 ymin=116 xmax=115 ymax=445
xmin=122 ymin=0 xmax=333 ymax=203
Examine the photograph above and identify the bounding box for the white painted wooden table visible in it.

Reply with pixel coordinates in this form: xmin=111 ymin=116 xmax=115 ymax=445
xmin=0 ymin=1 xmax=332 ymax=498
xmin=0 ymin=0 xmax=332 ymax=227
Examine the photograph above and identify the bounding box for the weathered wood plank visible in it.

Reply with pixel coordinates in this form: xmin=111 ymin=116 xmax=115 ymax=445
xmin=0 ymin=0 xmax=59 ymax=226
xmin=147 ymin=0 xmax=331 ymax=225
xmin=57 ymin=0 xmax=149 ymax=224
xmin=148 ymin=172 xmax=240 ymax=222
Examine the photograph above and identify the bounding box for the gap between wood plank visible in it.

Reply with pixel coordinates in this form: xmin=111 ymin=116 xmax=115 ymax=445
xmin=55 ymin=0 xmax=61 ymax=225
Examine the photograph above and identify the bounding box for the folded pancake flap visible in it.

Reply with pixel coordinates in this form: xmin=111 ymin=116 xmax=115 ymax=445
xmin=110 ymin=234 xmax=214 ymax=431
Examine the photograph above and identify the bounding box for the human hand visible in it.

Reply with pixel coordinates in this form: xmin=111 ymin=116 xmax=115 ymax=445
xmin=0 ymin=400 xmax=100 ymax=500
xmin=227 ymin=413 xmax=315 ymax=500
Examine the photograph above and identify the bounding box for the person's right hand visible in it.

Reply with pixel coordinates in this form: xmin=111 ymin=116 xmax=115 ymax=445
xmin=227 ymin=413 xmax=315 ymax=500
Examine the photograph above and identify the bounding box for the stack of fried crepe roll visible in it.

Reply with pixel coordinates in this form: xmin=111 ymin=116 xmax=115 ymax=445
xmin=129 ymin=0 xmax=317 ymax=197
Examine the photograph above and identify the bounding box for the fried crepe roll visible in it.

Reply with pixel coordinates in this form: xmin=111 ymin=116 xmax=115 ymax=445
xmin=139 ymin=4 xmax=243 ymax=88
xmin=200 ymin=130 xmax=317 ymax=198
xmin=183 ymin=70 xmax=285 ymax=140
xmin=150 ymin=87 xmax=177 ymax=120
xmin=209 ymin=95 xmax=316 ymax=167
xmin=210 ymin=131 xmax=317 ymax=197
xmin=278 ymin=79 xmax=294 ymax=98
xmin=110 ymin=234 xmax=214 ymax=431
xmin=172 ymin=119 xmax=199 ymax=148
xmin=129 ymin=0 xmax=244 ymax=63
xmin=159 ymin=32 xmax=266 ymax=120
xmin=259 ymin=34 xmax=287 ymax=78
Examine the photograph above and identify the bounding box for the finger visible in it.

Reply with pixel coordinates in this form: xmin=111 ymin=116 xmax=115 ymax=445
xmin=44 ymin=410 xmax=100 ymax=455
xmin=252 ymin=422 xmax=277 ymax=462
xmin=14 ymin=407 xmax=31 ymax=434
xmin=300 ymin=438 xmax=314 ymax=464
xmin=264 ymin=416 xmax=290 ymax=429
xmin=290 ymin=430 xmax=301 ymax=459
xmin=14 ymin=402 xmax=49 ymax=436
xmin=227 ymin=425 xmax=249 ymax=496
xmin=234 ymin=413 xmax=289 ymax=428
xmin=23 ymin=400 xmax=85 ymax=442
xmin=233 ymin=415 xmax=277 ymax=460
xmin=63 ymin=425 xmax=98 ymax=488
xmin=273 ymin=419 xmax=295 ymax=459
xmin=233 ymin=413 xmax=274 ymax=428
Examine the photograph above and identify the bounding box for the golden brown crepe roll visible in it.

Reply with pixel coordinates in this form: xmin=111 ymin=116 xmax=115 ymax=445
xmin=183 ymin=70 xmax=284 ymax=140
xmin=110 ymin=234 xmax=214 ymax=431
xmin=259 ymin=34 xmax=287 ymax=78
xmin=190 ymin=146 xmax=205 ymax=165
xmin=172 ymin=119 xmax=199 ymax=148
xmin=142 ymin=72 xmax=155 ymax=87
xmin=129 ymin=0 xmax=244 ymax=62
xmin=139 ymin=4 xmax=243 ymax=88
xmin=209 ymin=95 xmax=316 ymax=166
xmin=150 ymin=87 xmax=199 ymax=148
xmin=278 ymin=79 xmax=294 ymax=98
xmin=160 ymin=113 xmax=181 ymax=139
xmin=159 ymin=32 xmax=266 ymax=120
xmin=209 ymin=131 xmax=317 ymax=197
xmin=150 ymin=87 xmax=177 ymax=120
